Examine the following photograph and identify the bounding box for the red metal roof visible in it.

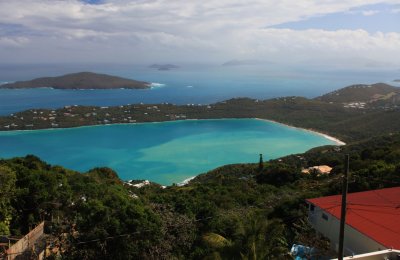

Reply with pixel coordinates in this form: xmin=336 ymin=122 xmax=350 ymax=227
xmin=306 ymin=187 xmax=400 ymax=249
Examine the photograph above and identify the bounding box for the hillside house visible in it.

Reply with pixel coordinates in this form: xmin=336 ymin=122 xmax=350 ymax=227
xmin=302 ymin=165 xmax=332 ymax=175
xmin=306 ymin=187 xmax=400 ymax=257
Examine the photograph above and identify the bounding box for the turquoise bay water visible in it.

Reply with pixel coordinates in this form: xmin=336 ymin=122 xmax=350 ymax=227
xmin=0 ymin=119 xmax=337 ymax=185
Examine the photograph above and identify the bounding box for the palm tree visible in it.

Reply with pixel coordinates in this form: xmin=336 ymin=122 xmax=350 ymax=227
xmin=202 ymin=214 xmax=290 ymax=259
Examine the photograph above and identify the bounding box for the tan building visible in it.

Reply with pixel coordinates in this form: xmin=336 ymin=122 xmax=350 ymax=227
xmin=302 ymin=165 xmax=332 ymax=175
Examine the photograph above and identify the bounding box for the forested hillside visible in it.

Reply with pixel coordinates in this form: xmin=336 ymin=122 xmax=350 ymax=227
xmin=2 ymin=95 xmax=400 ymax=142
xmin=316 ymin=83 xmax=400 ymax=108
xmin=1 ymin=133 xmax=399 ymax=259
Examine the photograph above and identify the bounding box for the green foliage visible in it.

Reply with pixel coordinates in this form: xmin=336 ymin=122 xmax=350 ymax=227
xmin=0 ymin=165 xmax=16 ymax=235
xmin=2 ymin=83 xmax=400 ymax=258
xmin=1 ymin=132 xmax=400 ymax=258
xmin=316 ymin=83 xmax=399 ymax=104
xmin=234 ymin=214 xmax=288 ymax=259
xmin=256 ymin=162 xmax=300 ymax=186
xmin=292 ymin=217 xmax=332 ymax=257
xmin=2 ymin=95 xmax=400 ymax=143
xmin=1 ymin=156 xmax=161 ymax=258
xmin=203 ymin=233 xmax=232 ymax=249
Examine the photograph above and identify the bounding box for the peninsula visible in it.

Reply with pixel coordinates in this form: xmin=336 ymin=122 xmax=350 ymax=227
xmin=1 ymin=82 xmax=400 ymax=142
xmin=0 ymin=72 xmax=150 ymax=89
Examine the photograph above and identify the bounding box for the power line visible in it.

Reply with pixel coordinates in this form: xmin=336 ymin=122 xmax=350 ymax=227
xmin=3 ymin=216 xmax=214 ymax=256
xmin=75 ymin=216 xmax=213 ymax=245
xmin=347 ymin=202 xmax=400 ymax=208
xmin=348 ymin=208 xmax=400 ymax=236
xmin=346 ymin=207 xmax=400 ymax=215
xmin=372 ymin=189 xmax=397 ymax=206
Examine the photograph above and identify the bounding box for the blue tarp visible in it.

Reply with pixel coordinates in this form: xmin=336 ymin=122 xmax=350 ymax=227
xmin=291 ymin=244 xmax=317 ymax=260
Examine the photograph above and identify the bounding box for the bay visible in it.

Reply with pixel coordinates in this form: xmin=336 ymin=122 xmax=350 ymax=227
xmin=0 ymin=119 xmax=338 ymax=185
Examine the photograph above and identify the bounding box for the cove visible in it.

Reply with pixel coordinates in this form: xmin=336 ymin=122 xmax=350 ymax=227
xmin=0 ymin=119 xmax=339 ymax=185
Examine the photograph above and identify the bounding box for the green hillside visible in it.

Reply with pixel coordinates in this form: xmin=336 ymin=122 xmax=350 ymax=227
xmin=316 ymin=83 xmax=400 ymax=107
xmin=0 ymin=72 xmax=150 ymax=89
xmin=2 ymin=95 xmax=399 ymax=142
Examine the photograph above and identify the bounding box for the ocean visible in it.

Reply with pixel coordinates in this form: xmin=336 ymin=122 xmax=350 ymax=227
xmin=0 ymin=119 xmax=338 ymax=185
xmin=0 ymin=64 xmax=397 ymax=184
xmin=0 ymin=63 xmax=399 ymax=115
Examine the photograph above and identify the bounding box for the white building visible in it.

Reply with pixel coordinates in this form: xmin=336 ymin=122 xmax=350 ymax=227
xmin=306 ymin=187 xmax=400 ymax=257
xmin=334 ymin=249 xmax=400 ymax=260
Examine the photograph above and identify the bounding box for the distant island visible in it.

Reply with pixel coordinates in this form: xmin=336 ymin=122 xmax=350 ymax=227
xmin=149 ymin=64 xmax=179 ymax=71
xmin=0 ymin=72 xmax=150 ymax=89
xmin=222 ymin=59 xmax=271 ymax=66
xmin=394 ymin=79 xmax=400 ymax=82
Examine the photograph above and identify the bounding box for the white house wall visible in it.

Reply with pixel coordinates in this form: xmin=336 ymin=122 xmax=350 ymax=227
xmin=308 ymin=205 xmax=386 ymax=256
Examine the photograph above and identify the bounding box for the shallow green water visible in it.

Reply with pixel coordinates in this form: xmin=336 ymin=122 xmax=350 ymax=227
xmin=0 ymin=119 xmax=338 ymax=185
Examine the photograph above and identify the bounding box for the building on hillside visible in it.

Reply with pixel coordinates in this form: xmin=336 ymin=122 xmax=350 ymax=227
xmin=301 ymin=165 xmax=332 ymax=175
xmin=306 ymin=187 xmax=400 ymax=257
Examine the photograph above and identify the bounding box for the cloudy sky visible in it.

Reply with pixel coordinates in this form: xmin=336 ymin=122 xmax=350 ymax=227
xmin=0 ymin=0 xmax=399 ymax=68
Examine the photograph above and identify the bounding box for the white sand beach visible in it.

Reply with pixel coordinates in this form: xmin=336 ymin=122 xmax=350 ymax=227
xmin=255 ymin=118 xmax=346 ymax=146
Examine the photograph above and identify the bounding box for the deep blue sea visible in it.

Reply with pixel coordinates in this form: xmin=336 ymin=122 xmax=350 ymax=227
xmin=0 ymin=119 xmax=338 ymax=185
xmin=0 ymin=63 xmax=399 ymax=115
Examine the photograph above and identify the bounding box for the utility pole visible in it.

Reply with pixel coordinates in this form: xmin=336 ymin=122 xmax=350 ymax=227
xmin=338 ymin=154 xmax=350 ymax=260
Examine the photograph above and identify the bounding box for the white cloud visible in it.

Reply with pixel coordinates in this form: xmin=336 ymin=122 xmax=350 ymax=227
xmin=361 ymin=10 xmax=380 ymax=16
xmin=222 ymin=28 xmax=400 ymax=68
xmin=0 ymin=0 xmax=398 ymax=67
xmin=0 ymin=36 xmax=29 ymax=47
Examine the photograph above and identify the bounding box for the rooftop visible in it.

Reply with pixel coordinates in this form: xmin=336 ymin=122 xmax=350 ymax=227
xmin=306 ymin=187 xmax=400 ymax=249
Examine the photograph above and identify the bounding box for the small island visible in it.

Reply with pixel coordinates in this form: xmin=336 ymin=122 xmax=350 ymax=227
xmin=394 ymin=79 xmax=400 ymax=82
xmin=0 ymin=72 xmax=150 ymax=89
xmin=149 ymin=64 xmax=179 ymax=71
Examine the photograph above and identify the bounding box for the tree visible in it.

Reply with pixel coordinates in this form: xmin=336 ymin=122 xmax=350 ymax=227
xmin=256 ymin=163 xmax=299 ymax=186
xmin=0 ymin=165 xmax=16 ymax=235
xmin=258 ymin=154 xmax=264 ymax=171
xmin=235 ymin=215 xmax=289 ymax=259
xmin=202 ymin=214 xmax=289 ymax=260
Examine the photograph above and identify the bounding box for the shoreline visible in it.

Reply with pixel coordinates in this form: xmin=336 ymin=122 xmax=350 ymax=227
xmin=177 ymin=176 xmax=196 ymax=186
xmin=0 ymin=119 xmax=199 ymax=134
xmin=0 ymin=117 xmax=346 ymax=146
xmin=0 ymin=87 xmax=152 ymax=90
xmin=254 ymin=118 xmax=346 ymax=146
xmin=0 ymin=117 xmax=346 ymax=186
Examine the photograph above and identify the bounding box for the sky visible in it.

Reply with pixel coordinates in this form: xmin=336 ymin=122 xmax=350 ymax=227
xmin=0 ymin=0 xmax=399 ymax=69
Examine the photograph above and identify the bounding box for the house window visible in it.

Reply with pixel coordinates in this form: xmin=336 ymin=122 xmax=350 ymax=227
xmin=310 ymin=204 xmax=315 ymax=212
xmin=322 ymin=213 xmax=329 ymax=221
